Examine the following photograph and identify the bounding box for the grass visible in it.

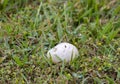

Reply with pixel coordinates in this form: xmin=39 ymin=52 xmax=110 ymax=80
xmin=0 ymin=0 xmax=120 ymax=83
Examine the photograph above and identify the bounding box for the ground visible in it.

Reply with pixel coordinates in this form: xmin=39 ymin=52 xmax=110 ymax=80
xmin=0 ymin=0 xmax=120 ymax=84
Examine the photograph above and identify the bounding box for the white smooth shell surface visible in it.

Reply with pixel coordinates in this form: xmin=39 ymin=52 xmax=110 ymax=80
xmin=47 ymin=42 xmax=79 ymax=63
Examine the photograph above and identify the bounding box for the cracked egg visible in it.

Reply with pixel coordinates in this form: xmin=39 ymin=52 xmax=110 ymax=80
xmin=47 ymin=42 xmax=79 ymax=63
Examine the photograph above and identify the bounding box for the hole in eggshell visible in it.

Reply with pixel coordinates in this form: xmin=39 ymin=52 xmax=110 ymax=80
xmin=65 ymin=45 xmax=67 ymax=48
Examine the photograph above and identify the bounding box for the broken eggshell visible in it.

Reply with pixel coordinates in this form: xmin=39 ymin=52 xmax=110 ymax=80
xmin=47 ymin=42 xmax=79 ymax=63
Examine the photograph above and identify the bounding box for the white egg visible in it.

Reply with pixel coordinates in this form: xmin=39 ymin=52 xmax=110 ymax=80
xmin=47 ymin=42 xmax=79 ymax=63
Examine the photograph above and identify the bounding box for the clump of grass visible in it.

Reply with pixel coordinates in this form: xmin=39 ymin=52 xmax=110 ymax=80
xmin=0 ymin=0 xmax=120 ymax=83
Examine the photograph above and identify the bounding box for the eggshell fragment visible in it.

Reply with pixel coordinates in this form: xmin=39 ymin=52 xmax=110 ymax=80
xmin=47 ymin=42 xmax=79 ymax=63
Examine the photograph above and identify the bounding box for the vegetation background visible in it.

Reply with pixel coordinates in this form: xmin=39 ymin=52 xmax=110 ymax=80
xmin=0 ymin=0 xmax=120 ymax=83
